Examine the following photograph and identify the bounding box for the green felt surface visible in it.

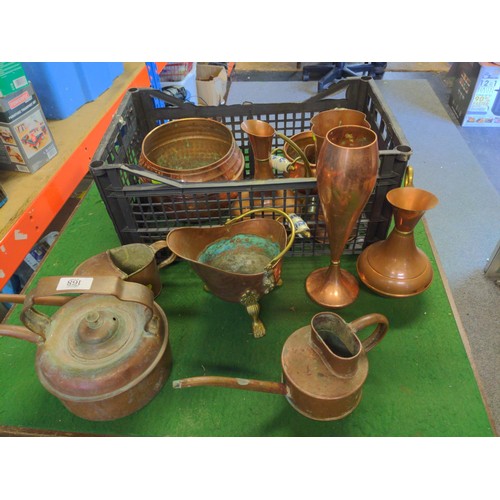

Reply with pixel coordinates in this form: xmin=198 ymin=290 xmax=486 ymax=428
xmin=0 ymin=184 xmax=493 ymax=436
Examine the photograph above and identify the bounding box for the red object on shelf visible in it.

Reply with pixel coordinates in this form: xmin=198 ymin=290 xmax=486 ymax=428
xmin=0 ymin=63 xmax=166 ymax=291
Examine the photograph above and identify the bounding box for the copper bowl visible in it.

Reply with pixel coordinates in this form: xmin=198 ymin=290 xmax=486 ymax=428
xmin=139 ymin=118 xmax=244 ymax=182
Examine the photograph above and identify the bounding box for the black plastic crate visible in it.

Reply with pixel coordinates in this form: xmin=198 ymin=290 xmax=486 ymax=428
xmin=90 ymin=77 xmax=412 ymax=257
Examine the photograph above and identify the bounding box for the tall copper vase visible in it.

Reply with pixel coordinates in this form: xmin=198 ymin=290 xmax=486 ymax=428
xmin=356 ymin=186 xmax=439 ymax=297
xmin=306 ymin=125 xmax=379 ymax=308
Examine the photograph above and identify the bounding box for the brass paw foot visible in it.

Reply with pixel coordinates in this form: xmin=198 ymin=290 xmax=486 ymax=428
xmin=240 ymin=290 xmax=266 ymax=338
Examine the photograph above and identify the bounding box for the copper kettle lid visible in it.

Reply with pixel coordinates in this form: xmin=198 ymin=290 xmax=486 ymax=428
xmin=22 ymin=277 xmax=167 ymax=402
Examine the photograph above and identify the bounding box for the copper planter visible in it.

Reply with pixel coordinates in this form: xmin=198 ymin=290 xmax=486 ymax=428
xmin=173 ymin=311 xmax=389 ymax=421
xmin=166 ymin=208 xmax=295 ymax=338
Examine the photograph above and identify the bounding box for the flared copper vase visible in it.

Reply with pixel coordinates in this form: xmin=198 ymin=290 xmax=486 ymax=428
xmin=356 ymin=187 xmax=439 ymax=297
xmin=306 ymin=125 xmax=379 ymax=308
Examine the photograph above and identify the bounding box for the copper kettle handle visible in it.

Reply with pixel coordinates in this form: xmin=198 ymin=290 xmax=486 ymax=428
xmin=348 ymin=313 xmax=389 ymax=352
xmin=225 ymin=207 xmax=296 ymax=270
xmin=148 ymin=239 xmax=176 ymax=269
xmin=0 ymin=324 xmax=44 ymax=344
xmin=21 ymin=276 xmax=156 ymax=338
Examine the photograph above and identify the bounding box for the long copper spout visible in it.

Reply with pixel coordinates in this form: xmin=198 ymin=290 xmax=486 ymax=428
xmin=173 ymin=376 xmax=287 ymax=395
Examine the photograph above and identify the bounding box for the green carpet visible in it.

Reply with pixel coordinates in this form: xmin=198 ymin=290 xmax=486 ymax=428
xmin=0 ymin=184 xmax=493 ymax=436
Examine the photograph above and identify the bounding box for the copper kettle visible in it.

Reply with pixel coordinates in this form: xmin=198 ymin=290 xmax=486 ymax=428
xmin=173 ymin=311 xmax=388 ymax=420
xmin=0 ymin=276 xmax=171 ymax=421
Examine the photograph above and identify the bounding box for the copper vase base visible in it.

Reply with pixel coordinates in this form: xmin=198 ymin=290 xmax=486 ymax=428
xmin=356 ymin=242 xmax=434 ymax=297
xmin=305 ymin=266 xmax=359 ymax=308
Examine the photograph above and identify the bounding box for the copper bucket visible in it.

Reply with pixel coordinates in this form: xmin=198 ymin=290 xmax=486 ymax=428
xmin=166 ymin=208 xmax=296 ymax=338
xmin=173 ymin=311 xmax=389 ymax=421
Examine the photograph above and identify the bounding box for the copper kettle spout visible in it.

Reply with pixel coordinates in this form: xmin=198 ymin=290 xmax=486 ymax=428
xmin=173 ymin=376 xmax=287 ymax=395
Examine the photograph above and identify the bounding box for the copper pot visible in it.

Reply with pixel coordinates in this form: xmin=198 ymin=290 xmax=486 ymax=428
xmin=166 ymin=208 xmax=296 ymax=338
xmin=173 ymin=311 xmax=388 ymax=421
xmin=0 ymin=276 xmax=171 ymax=421
xmin=139 ymin=118 xmax=244 ymax=182
xmin=74 ymin=240 xmax=174 ymax=298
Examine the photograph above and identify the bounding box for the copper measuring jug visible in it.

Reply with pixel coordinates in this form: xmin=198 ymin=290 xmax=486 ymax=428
xmin=74 ymin=240 xmax=173 ymax=297
xmin=173 ymin=311 xmax=388 ymax=420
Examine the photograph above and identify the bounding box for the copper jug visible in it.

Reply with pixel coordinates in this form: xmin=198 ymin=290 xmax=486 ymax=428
xmin=173 ymin=311 xmax=388 ymax=421
xmin=0 ymin=276 xmax=171 ymax=421
xmin=356 ymin=186 xmax=439 ymax=297
xmin=74 ymin=240 xmax=173 ymax=297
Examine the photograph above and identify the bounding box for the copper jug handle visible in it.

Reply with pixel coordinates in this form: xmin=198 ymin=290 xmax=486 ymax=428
xmin=348 ymin=313 xmax=389 ymax=352
xmin=148 ymin=239 xmax=177 ymax=269
xmin=274 ymin=131 xmax=313 ymax=178
xmin=20 ymin=276 xmax=156 ymax=338
xmin=225 ymin=207 xmax=296 ymax=269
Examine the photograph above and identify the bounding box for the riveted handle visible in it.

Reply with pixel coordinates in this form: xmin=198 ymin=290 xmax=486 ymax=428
xmin=225 ymin=207 xmax=296 ymax=270
xmin=20 ymin=276 xmax=156 ymax=338
xmin=348 ymin=313 xmax=389 ymax=352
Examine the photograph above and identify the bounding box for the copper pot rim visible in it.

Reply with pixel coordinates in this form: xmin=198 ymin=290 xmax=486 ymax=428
xmin=168 ymin=219 xmax=288 ymax=278
xmin=141 ymin=118 xmax=237 ymax=173
xmin=325 ymin=125 xmax=378 ymax=150
xmin=283 ymin=131 xmax=317 ymax=167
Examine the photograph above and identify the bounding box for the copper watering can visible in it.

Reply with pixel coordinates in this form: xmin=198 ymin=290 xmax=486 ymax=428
xmin=166 ymin=208 xmax=296 ymax=338
xmin=0 ymin=276 xmax=171 ymax=421
xmin=173 ymin=311 xmax=389 ymax=420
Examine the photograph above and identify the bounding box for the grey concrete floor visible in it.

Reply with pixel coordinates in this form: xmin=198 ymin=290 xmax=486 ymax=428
xmin=227 ymin=66 xmax=500 ymax=435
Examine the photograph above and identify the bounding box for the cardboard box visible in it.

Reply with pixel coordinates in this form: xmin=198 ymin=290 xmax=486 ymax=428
xmin=196 ymin=64 xmax=228 ymax=106
xmin=449 ymin=62 xmax=500 ymax=127
xmin=0 ymin=83 xmax=58 ymax=173
xmin=0 ymin=62 xmax=28 ymax=97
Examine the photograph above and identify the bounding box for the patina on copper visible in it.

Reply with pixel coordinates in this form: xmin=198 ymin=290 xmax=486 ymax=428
xmin=74 ymin=240 xmax=173 ymax=298
xmin=305 ymin=125 xmax=379 ymax=309
xmin=0 ymin=276 xmax=171 ymax=421
xmin=356 ymin=186 xmax=439 ymax=297
xmin=166 ymin=208 xmax=296 ymax=338
xmin=173 ymin=311 xmax=389 ymax=421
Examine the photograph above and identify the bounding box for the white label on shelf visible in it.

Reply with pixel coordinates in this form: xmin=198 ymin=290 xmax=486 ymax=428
xmin=56 ymin=277 xmax=94 ymax=291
